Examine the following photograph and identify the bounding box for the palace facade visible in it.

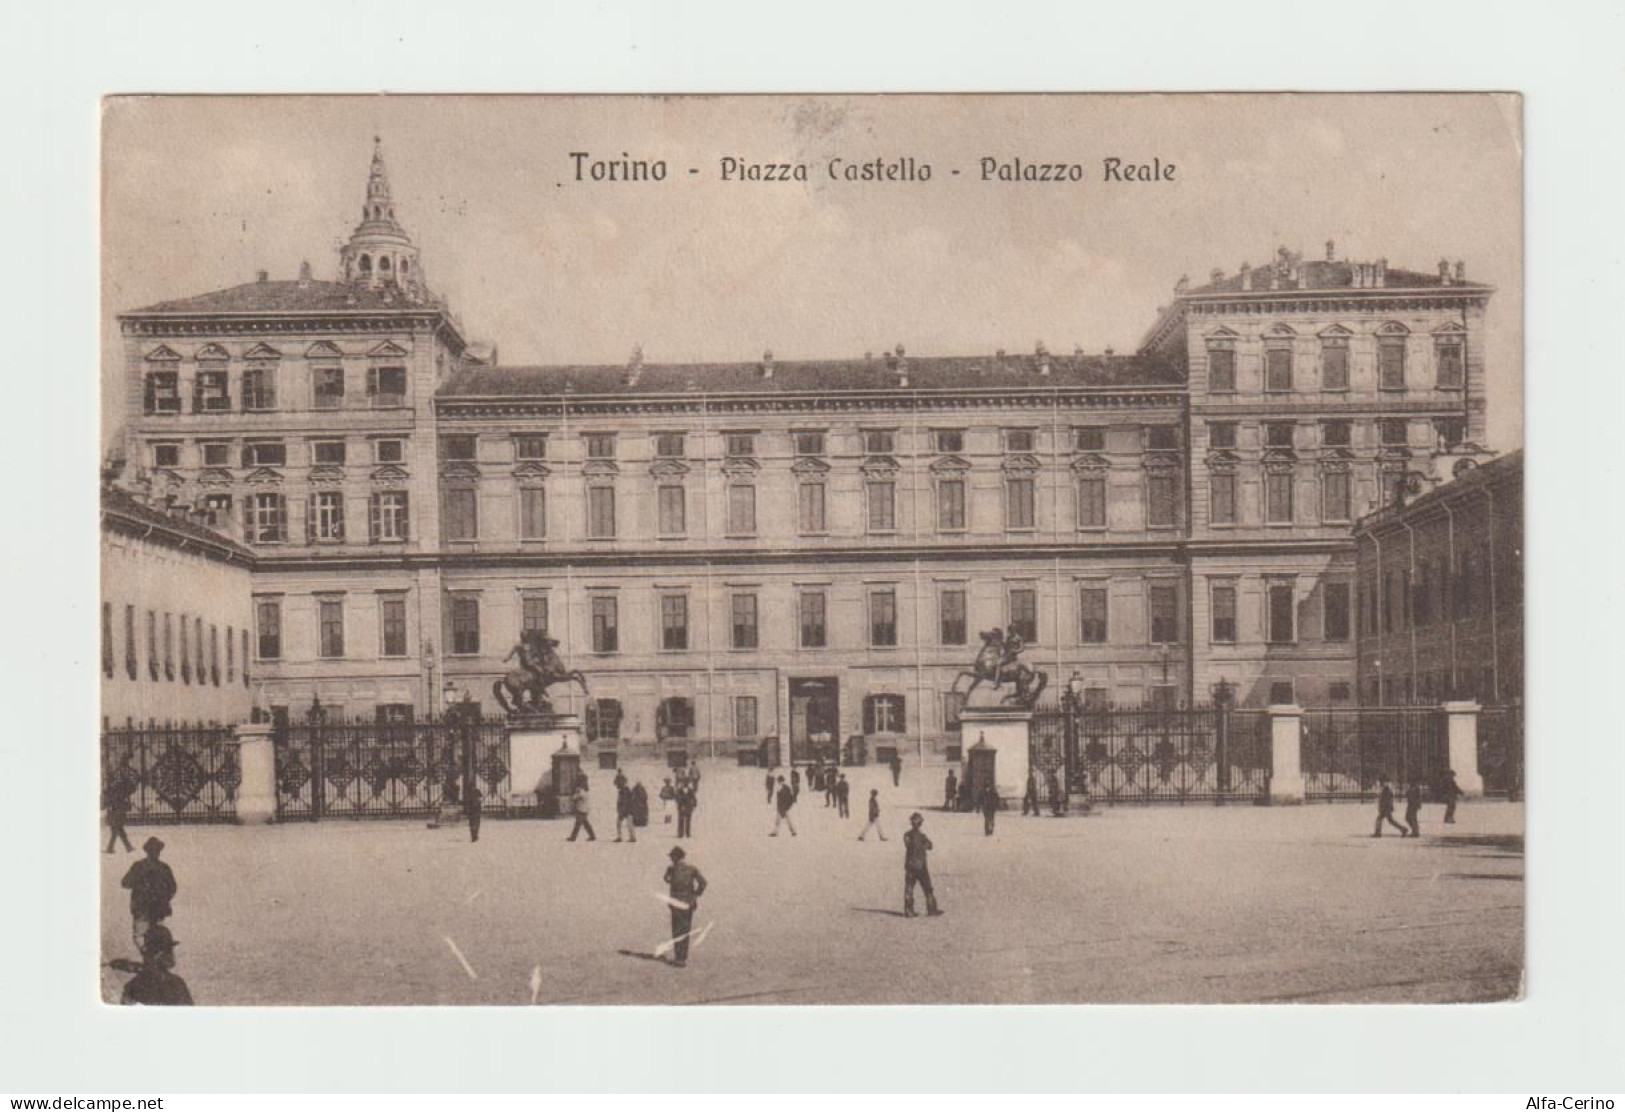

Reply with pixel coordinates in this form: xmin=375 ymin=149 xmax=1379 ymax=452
xmin=113 ymin=142 xmax=1502 ymax=761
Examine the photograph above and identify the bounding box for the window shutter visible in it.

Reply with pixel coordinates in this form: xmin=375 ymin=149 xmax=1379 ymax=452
xmin=143 ymin=375 xmax=157 ymax=413
xmin=306 ymin=494 xmax=317 ymax=544
xmin=368 ymin=493 xmax=381 ymax=543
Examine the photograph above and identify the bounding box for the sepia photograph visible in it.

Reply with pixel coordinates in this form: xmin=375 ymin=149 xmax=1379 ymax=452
xmin=97 ymin=92 xmax=1524 ymax=1007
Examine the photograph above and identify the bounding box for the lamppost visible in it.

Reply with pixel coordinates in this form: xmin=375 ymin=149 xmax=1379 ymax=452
xmin=307 ymin=694 xmax=327 ymax=821
xmin=1062 ymin=671 xmax=1085 ymax=790
xmin=1211 ymin=677 xmax=1235 ymax=794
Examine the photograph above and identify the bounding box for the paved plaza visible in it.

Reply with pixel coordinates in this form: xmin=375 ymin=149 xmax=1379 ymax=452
xmin=99 ymin=759 xmax=1523 ymax=1005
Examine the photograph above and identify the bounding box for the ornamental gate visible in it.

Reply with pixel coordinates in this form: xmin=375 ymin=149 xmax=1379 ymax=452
xmin=272 ymin=711 xmax=511 ymax=821
xmin=101 ymin=723 xmax=241 ymax=824
xmin=1300 ymin=707 xmax=1447 ymax=800
xmin=1031 ymin=703 xmax=1272 ymax=806
xmin=1475 ymin=704 xmax=1524 ymax=799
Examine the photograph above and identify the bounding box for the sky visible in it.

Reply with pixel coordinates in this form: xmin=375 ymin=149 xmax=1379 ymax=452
xmin=102 ymin=94 xmax=1523 ymax=449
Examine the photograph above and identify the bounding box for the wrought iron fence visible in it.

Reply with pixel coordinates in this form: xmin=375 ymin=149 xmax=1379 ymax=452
xmin=101 ymin=723 xmax=241 ymax=824
xmin=1301 ymin=707 xmax=1447 ymax=801
xmin=1476 ymin=704 xmax=1524 ymax=799
xmin=273 ymin=712 xmax=511 ymax=821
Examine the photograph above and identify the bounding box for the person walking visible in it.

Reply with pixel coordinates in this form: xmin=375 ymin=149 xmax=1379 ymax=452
xmin=615 ymin=780 xmax=637 ymax=843
xmin=890 ymin=751 xmax=903 ymax=788
xmin=662 ymin=846 xmax=708 ymax=968
xmin=824 ymin=766 xmax=837 ymax=809
xmin=120 ymin=924 xmax=193 ymax=1006
xmin=103 ymin=776 xmax=134 ymax=854
xmin=659 ymin=778 xmax=676 ymax=825
xmin=121 ymin=836 xmax=177 ymax=950
xmin=764 ymin=770 xmax=776 ymax=805
xmin=770 ymin=776 xmax=798 ymax=837
xmin=632 ymin=781 xmax=650 ymax=828
xmin=1022 ymin=769 xmax=1040 ymax=817
xmin=676 ymin=781 xmax=697 ymax=838
xmin=858 ymin=788 xmax=887 ymax=841
xmin=566 ymin=778 xmax=597 ymax=842
xmin=1441 ymin=769 xmax=1463 ymax=824
xmin=466 ymin=785 xmax=483 ymax=843
xmin=1404 ymin=780 xmax=1424 ymax=838
xmin=836 ymin=773 xmax=851 ymax=818
xmin=1372 ymin=776 xmax=1407 ymax=837
xmin=981 ymin=782 xmax=1000 ymax=836
xmin=902 ymin=813 xmax=942 ymax=918
xmin=613 ymin=768 xmax=629 ymax=794
xmin=943 ymin=769 xmax=958 ymax=811
xmin=1046 ymin=767 xmax=1066 ymax=817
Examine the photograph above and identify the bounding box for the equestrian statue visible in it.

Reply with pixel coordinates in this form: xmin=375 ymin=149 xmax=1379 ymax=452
xmin=492 ymin=629 xmax=589 ymax=717
xmin=951 ymin=627 xmax=1048 ymax=708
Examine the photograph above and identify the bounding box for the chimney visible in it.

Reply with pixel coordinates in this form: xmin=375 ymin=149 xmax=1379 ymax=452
xmin=1210 ymin=267 xmax=1224 ymax=284
xmin=994 ymin=348 xmax=1006 ymax=370
xmin=1103 ymin=346 xmax=1115 ymax=358
xmin=256 ymin=269 xmax=269 ymax=283
xmin=1455 ymin=260 xmax=1466 ymax=283
xmin=1325 ymin=239 xmax=1335 ymax=262
xmin=1175 ymin=274 xmax=1190 ymax=295
xmin=759 ymin=349 xmax=774 ymax=379
xmin=1036 ymin=341 xmax=1050 ymax=377
xmin=893 ymin=343 xmax=908 ymax=387
xmin=1439 ymin=258 xmax=1451 ymax=285
xmin=625 ymin=343 xmax=644 ymax=387
xmin=298 ymin=260 xmax=312 ymax=288
xmin=1376 ymin=258 xmax=1387 ymax=288
xmin=1240 ymin=262 xmax=1252 ymax=291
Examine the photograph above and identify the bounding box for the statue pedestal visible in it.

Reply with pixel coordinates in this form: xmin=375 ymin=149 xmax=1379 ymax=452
xmin=957 ymin=707 xmax=1033 ymax=801
xmin=507 ymin=713 xmax=582 ymax=811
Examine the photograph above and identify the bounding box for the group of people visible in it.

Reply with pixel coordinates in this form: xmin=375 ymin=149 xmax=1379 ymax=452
xmin=114 ymin=835 xmax=193 ymax=1005
xmin=1373 ymin=770 xmax=1464 ymax=838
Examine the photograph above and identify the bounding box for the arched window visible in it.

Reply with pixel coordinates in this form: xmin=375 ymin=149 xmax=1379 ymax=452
xmin=359 ymin=254 xmax=372 ymax=274
xmin=380 ymin=255 xmax=392 ymax=271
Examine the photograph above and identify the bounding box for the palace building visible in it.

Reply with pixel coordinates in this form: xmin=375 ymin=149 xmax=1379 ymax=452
xmin=113 ymin=141 xmax=1504 ymax=761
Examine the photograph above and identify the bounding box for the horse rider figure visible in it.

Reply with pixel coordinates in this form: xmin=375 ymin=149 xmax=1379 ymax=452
xmin=493 ymin=628 xmax=589 ymax=716
xmin=952 ymin=627 xmax=1048 ymax=709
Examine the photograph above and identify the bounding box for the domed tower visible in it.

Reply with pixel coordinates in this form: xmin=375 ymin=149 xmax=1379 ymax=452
xmin=339 ymin=137 xmax=425 ymax=295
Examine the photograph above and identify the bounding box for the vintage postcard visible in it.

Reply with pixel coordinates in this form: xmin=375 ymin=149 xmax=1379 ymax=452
xmin=99 ymin=93 xmax=1523 ymax=1005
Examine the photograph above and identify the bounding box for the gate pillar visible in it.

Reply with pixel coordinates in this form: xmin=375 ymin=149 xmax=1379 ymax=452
xmin=1266 ymin=704 xmax=1305 ymax=806
xmin=958 ymin=707 xmax=1031 ymax=801
xmin=235 ymin=722 xmax=277 ymax=824
xmin=1442 ymin=701 xmax=1485 ymax=798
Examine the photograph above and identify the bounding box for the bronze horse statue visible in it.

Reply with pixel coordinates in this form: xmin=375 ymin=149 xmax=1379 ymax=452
xmin=951 ymin=627 xmax=1048 ymax=708
xmin=492 ymin=629 xmax=588 ymax=716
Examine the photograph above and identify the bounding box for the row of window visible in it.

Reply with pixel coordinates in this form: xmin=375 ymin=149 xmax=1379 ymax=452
xmin=152 ymin=438 xmax=408 ymax=471
xmin=1207 ymin=417 xmax=1467 ymax=452
xmin=143 ymin=365 xmax=407 ymax=415
xmin=253 ymin=594 xmax=412 ymax=661
xmin=575 ymin=693 xmax=910 ymax=742
xmin=1205 ymin=333 xmax=1464 ymax=394
xmin=207 ymin=491 xmax=410 ymax=544
xmin=1209 ymin=581 xmax=1351 ymax=645
xmin=100 ymin=602 xmax=250 ymax=689
xmin=1359 ymin=546 xmax=1512 ymax=636
xmin=1210 ymin=468 xmax=1359 ymax=526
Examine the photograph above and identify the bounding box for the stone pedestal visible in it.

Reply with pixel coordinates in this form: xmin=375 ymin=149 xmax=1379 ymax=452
xmin=1266 ymin=705 xmax=1305 ymax=806
xmin=508 ymin=713 xmax=582 ymax=810
xmin=957 ymin=707 xmax=1032 ymax=800
xmin=1442 ymin=701 xmax=1485 ymax=798
xmin=234 ymin=722 xmax=277 ymax=824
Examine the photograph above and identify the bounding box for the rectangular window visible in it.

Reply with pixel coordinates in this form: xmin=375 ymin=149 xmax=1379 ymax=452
xmin=1324 ymin=582 xmax=1351 ymax=642
xmin=255 ymin=599 xmax=281 ymax=660
xmin=519 ymin=487 xmax=548 ymax=540
xmin=869 ymin=589 xmax=898 ymax=647
xmin=862 ymin=429 xmax=896 ymax=454
xmin=1207 ymin=348 xmax=1236 ymax=392
xmin=242 ymin=364 xmax=278 ymax=410
xmin=375 ymin=439 xmax=405 ymax=464
xmin=866 ymin=695 xmax=906 ymax=735
xmin=1379 ymin=342 xmax=1407 ymax=390
xmin=731 ymin=593 xmax=758 ymax=650
xmin=312 ymin=366 xmax=345 ymax=409
xmin=513 ymin=434 xmax=548 ymax=461
xmin=1414 ymin=564 xmax=1432 ymax=626
xmin=1147 ymin=473 xmax=1177 ymax=528
xmin=1005 ymin=477 xmax=1036 ymax=529
xmin=1265 ymin=471 xmax=1294 ymax=524
xmin=799 ymin=591 xmax=827 ymax=648
xmin=243 ymin=441 xmax=287 ymax=467
xmin=1266 ymin=422 xmax=1295 ymax=448
xmin=1268 ymin=681 xmax=1296 ymax=706
xmin=1320 ymin=343 xmax=1349 ymax=391
xmin=147 ymin=611 xmax=159 ymax=681
xmin=440 ymin=435 xmax=477 ymax=462
xmin=591 ymin=596 xmax=618 ymax=653
xmin=1074 ymin=426 xmax=1106 ymax=452
xmin=586 ymin=485 xmax=615 ymax=539
xmin=734 ymin=696 xmax=759 ymax=738
xmin=1149 ymin=584 xmax=1179 ymax=644
xmin=586 ymin=699 xmax=622 ymax=742
xmin=196 ymin=616 xmax=207 ymax=686
xmin=654 ymin=432 xmax=685 ymax=457
xmin=1211 ymin=583 xmax=1237 ymax=643
xmin=450 ymin=597 xmax=480 ymax=655
xmin=727 ymin=484 xmax=757 ymax=534
xmin=380 ymin=595 xmax=408 ymax=657
xmin=1434 ymin=417 xmax=1467 ymax=450
xmin=798 ymin=482 xmax=826 ymax=534
xmin=521 ymin=595 xmax=549 ymax=636
xmin=1146 ymin=425 xmax=1179 ymax=451
xmin=1079 ymin=587 xmax=1108 ymax=644
xmin=1322 ymin=420 xmax=1352 ymax=448
xmin=370 ymin=491 xmax=409 ymax=542
xmin=657 ymin=484 xmax=685 ymax=535
xmin=725 ymin=432 xmax=757 ymax=458
xmin=943 ymin=691 xmax=966 ymax=730
xmin=195 ymin=369 xmax=231 ymax=412
xmin=1436 ymin=342 xmax=1465 ymax=389
xmin=102 ymin=602 xmax=114 ymax=678
xmin=312 ymin=440 xmax=347 ymax=466
xmin=317 ymin=599 xmax=344 ymax=658
xmin=201 ymin=441 xmax=231 ymax=467
xmin=934 ymin=429 xmax=964 ymax=453
xmin=1210 ymin=472 xmax=1237 ymax=525
xmin=1077 ymin=475 xmax=1106 ymax=529
xmin=152 ymin=443 xmax=180 ymax=468
xmin=1322 ymin=470 xmax=1352 ymax=522
xmin=179 ymin=613 xmax=191 ymax=683
xmin=242 ymin=629 xmax=250 ymax=687
xmin=867 ymin=481 xmax=896 ymax=532
xmin=1380 ymin=418 xmax=1409 ymax=446
xmin=443 ymin=488 xmax=478 ymax=541
xmin=1207 ymin=422 xmax=1236 ymax=449
xmin=225 ymin=623 xmax=234 ymax=683
xmin=1267 ymin=583 xmax=1296 ymax=644
xmin=792 ymin=431 xmax=824 ymax=456
xmin=1003 ymin=428 xmax=1036 ymax=452
xmin=937 ymin=479 xmax=966 ymax=531
xmin=367 ymin=366 xmax=406 ymax=407
xmin=311 ymin=490 xmax=345 ymax=542
xmin=248 ymin=493 xmax=287 ymax=543
xmin=661 ymin=595 xmax=689 ymax=651
xmin=584 ymin=433 xmax=616 ymax=459
xmin=939 ymin=588 xmax=967 ymax=646
xmin=145 ymin=370 xmax=181 ymax=415
xmin=1264 ymin=348 xmax=1293 ymax=393
xmin=1008 ymin=587 xmax=1038 ymax=643
xmin=1329 ymin=681 xmax=1351 ymax=703
xmin=163 ymin=612 xmax=175 ymax=679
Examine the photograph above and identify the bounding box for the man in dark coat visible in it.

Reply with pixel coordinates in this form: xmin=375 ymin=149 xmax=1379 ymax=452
xmin=1372 ymin=776 xmax=1407 ymax=837
xmin=1404 ymin=781 xmax=1424 ymax=838
xmin=662 ymin=846 xmax=708 ymax=968
xmin=1441 ymin=769 xmax=1463 ymax=824
xmin=771 ymin=776 xmax=798 ymax=837
xmin=103 ymin=776 xmax=134 ymax=854
xmin=566 ymin=779 xmax=596 ymax=842
xmin=890 ymin=751 xmax=903 ymax=787
xmin=943 ymin=769 xmax=958 ymax=811
xmin=835 ymin=773 xmax=851 ymax=818
xmin=120 ymin=924 xmax=193 ymax=1006
xmin=902 ymin=813 xmax=942 ymax=917
xmin=858 ymin=788 xmax=887 ymax=841
xmin=764 ymin=770 xmax=776 ymax=805
xmin=615 ymin=781 xmax=637 ymax=842
xmin=632 ymin=781 xmax=650 ymax=828
xmin=1046 ymin=767 xmax=1066 ymax=816
xmin=981 ymin=782 xmax=1000 ymax=836
xmin=1022 ymin=770 xmax=1040 ymax=816
xmin=675 ymin=781 xmax=697 ymax=838
xmin=790 ymin=767 xmax=801 ymax=799
xmin=824 ymin=765 xmax=837 ymax=808
xmin=466 ymin=785 xmax=483 ymax=843
xmin=121 ymin=836 xmax=177 ymax=949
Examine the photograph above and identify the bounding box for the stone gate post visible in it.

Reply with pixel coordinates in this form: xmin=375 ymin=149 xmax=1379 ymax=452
xmin=957 ymin=706 xmax=1032 ymax=801
xmin=1266 ymin=704 xmax=1305 ymax=806
xmin=1442 ymin=701 xmax=1485 ymax=798
xmin=234 ymin=722 xmax=277 ymax=824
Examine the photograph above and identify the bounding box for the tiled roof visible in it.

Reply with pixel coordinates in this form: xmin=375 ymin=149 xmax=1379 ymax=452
xmin=1185 ymin=258 xmax=1491 ymax=297
xmin=101 ymin=486 xmax=254 ymax=562
xmin=438 ymin=352 xmax=1183 ymax=399
xmin=125 ymin=279 xmax=447 ymax=316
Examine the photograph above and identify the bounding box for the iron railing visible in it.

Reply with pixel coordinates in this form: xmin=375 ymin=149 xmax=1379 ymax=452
xmin=1476 ymin=704 xmax=1524 ymax=799
xmin=101 ymin=723 xmax=241 ymax=825
xmin=1301 ymin=707 xmax=1447 ymax=801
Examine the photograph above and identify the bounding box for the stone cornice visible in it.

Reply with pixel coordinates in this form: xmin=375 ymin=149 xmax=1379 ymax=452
xmin=1184 ymin=289 xmax=1491 ymax=316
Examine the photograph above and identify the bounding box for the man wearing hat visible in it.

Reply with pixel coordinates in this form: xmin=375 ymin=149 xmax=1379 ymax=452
xmin=121 ymin=836 xmax=177 ymax=949
xmin=661 ymin=846 xmax=708 ymax=968
xmin=902 ymin=812 xmax=943 ymax=918
xmin=120 ymin=924 xmax=193 ymax=1006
